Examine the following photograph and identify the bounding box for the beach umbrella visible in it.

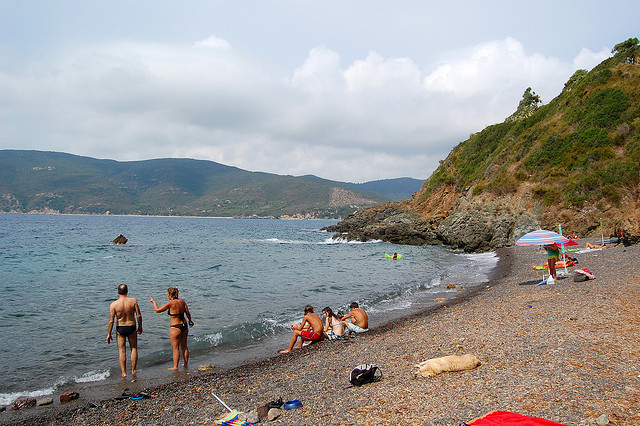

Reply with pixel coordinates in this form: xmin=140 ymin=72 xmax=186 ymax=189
xmin=515 ymin=230 xmax=569 ymax=246
xmin=516 ymin=230 xmax=570 ymax=285
xmin=565 ymin=239 xmax=579 ymax=247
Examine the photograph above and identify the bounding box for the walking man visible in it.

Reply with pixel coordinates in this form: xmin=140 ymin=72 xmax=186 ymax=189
xmin=107 ymin=284 xmax=143 ymax=377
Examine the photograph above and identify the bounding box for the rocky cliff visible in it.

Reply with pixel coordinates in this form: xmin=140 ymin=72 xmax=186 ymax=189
xmin=325 ymin=38 xmax=640 ymax=251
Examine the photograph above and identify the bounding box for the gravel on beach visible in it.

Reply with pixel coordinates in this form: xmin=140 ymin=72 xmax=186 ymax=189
xmin=5 ymin=242 xmax=640 ymax=425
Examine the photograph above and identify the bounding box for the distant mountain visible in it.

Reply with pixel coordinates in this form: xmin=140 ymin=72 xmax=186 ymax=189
xmin=301 ymin=175 xmax=423 ymax=201
xmin=0 ymin=150 xmax=417 ymax=219
xmin=344 ymin=178 xmax=424 ymax=201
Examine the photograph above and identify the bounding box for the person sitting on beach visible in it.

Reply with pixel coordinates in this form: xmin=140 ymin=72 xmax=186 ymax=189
xmin=150 ymin=287 xmax=194 ymax=370
xmin=341 ymin=302 xmax=369 ymax=334
xmin=585 ymin=242 xmax=605 ymax=249
xmin=279 ymin=305 xmax=324 ymax=353
xmin=322 ymin=307 xmax=346 ymax=340
xmin=107 ymin=284 xmax=143 ymax=378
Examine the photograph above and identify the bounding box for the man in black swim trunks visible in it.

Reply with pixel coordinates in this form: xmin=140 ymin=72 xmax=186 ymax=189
xmin=107 ymin=284 xmax=143 ymax=378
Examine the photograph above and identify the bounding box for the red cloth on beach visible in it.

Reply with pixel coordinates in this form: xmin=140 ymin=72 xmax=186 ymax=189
xmin=469 ymin=410 xmax=570 ymax=426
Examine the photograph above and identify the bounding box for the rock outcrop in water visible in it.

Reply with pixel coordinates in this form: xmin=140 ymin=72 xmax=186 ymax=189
xmin=112 ymin=234 xmax=128 ymax=244
xmin=323 ymin=193 xmax=540 ymax=252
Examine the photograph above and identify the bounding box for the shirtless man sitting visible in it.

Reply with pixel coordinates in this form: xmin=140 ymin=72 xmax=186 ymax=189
xmin=342 ymin=302 xmax=369 ymax=333
xmin=107 ymin=284 xmax=143 ymax=377
xmin=279 ymin=305 xmax=324 ymax=354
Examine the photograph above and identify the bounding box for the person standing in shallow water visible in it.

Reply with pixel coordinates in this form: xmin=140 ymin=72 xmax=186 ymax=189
xmin=150 ymin=287 xmax=194 ymax=370
xmin=107 ymin=284 xmax=143 ymax=378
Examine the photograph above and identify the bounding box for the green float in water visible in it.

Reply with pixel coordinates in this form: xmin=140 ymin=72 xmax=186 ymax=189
xmin=385 ymin=253 xmax=403 ymax=259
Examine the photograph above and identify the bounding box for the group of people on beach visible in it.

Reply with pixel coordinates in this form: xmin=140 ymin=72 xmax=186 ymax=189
xmin=107 ymin=284 xmax=194 ymax=377
xmin=279 ymin=302 xmax=369 ymax=354
xmin=107 ymin=284 xmax=367 ymax=374
xmin=544 ymin=230 xmax=622 ymax=281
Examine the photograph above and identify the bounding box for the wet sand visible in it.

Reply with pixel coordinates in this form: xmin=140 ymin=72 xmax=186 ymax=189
xmin=4 ymin=241 xmax=640 ymax=425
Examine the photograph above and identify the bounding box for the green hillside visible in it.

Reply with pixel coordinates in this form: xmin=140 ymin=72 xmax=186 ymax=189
xmin=0 ymin=151 xmax=387 ymax=218
xmin=411 ymin=37 xmax=640 ymax=237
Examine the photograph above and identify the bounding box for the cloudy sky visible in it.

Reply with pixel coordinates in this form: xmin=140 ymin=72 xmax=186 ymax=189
xmin=1 ymin=1 xmax=637 ymax=182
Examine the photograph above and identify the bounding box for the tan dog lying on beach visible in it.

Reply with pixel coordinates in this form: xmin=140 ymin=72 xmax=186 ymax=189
xmin=414 ymin=354 xmax=481 ymax=377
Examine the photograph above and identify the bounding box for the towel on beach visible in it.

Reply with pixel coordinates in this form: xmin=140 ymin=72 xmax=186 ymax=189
xmin=215 ymin=410 xmax=254 ymax=426
xmin=531 ymin=259 xmax=575 ymax=270
xmin=576 ymin=247 xmax=603 ymax=254
xmin=467 ymin=410 xmax=570 ymax=425
xmin=573 ymin=268 xmax=596 ymax=281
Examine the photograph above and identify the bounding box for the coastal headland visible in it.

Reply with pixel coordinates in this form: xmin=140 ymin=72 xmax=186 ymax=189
xmin=4 ymin=242 xmax=639 ymax=425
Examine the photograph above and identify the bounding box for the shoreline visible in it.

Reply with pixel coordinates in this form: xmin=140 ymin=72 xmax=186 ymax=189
xmin=2 ymin=250 xmax=499 ymax=424
xmin=1 ymin=244 xmax=496 ymax=412
xmin=5 ymin=242 xmax=640 ymax=425
xmin=0 ymin=211 xmax=342 ymax=221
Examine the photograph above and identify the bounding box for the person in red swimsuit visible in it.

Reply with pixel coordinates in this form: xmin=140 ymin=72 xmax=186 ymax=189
xmin=279 ymin=305 xmax=324 ymax=353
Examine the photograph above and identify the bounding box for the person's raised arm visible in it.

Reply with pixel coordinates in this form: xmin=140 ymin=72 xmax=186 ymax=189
xmin=150 ymin=297 xmax=170 ymax=313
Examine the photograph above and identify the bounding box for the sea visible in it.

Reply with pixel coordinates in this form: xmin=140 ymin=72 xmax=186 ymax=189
xmin=0 ymin=213 xmax=498 ymax=405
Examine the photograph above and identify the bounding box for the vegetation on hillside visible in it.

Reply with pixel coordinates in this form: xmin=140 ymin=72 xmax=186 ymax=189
xmin=416 ymin=38 xmax=640 ymax=234
xmin=0 ymin=151 xmax=390 ymax=218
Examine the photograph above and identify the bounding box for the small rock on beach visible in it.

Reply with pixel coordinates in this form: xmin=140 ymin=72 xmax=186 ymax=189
xmin=11 ymin=396 xmax=36 ymax=410
xmin=59 ymin=392 xmax=79 ymax=404
xmin=36 ymin=398 xmax=53 ymax=406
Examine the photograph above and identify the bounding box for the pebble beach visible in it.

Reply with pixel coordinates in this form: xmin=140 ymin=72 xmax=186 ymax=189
xmin=4 ymin=241 xmax=640 ymax=425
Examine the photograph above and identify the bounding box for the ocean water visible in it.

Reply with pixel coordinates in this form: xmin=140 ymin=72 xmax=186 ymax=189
xmin=0 ymin=214 xmax=498 ymax=405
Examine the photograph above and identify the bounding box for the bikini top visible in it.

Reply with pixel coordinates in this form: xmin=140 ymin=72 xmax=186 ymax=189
xmin=167 ymin=299 xmax=184 ymax=317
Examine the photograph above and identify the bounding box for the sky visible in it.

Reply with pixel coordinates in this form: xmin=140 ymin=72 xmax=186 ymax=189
xmin=0 ymin=1 xmax=638 ymax=183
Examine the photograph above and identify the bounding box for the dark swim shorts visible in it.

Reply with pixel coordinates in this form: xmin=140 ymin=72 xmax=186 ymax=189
xmin=116 ymin=325 xmax=136 ymax=337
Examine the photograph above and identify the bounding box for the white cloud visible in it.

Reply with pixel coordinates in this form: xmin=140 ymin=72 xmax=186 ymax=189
xmin=291 ymin=46 xmax=344 ymax=92
xmin=424 ymin=38 xmax=563 ymax=98
xmin=194 ymin=35 xmax=231 ymax=49
xmin=0 ymin=35 xmax=618 ymax=182
xmin=572 ymin=47 xmax=611 ymax=70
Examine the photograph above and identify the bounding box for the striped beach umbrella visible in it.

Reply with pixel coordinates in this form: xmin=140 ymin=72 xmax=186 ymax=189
xmin=515 ymin=229 xmax=570 ymax=246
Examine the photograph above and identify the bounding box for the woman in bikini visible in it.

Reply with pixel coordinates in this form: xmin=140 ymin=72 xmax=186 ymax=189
xmin=150 ymin=287 xmax=194 ymax=370
xmin=322 ymin=307 xmax=345 ymax=340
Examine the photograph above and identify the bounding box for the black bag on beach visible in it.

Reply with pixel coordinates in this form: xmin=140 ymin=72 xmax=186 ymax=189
xmin=349 ymin=364 xmax=382 ymax=386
